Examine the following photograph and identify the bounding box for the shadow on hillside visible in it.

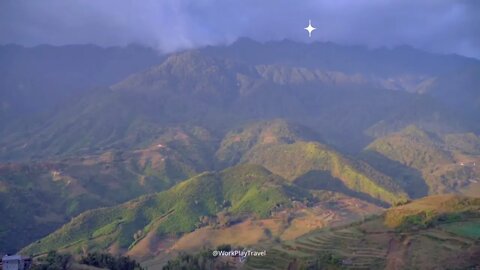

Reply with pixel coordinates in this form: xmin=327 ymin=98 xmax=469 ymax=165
xmin=361 ymin=150 xmax=429 ymax=198
xmin=293 ymin=170 xmax=388 ymax=207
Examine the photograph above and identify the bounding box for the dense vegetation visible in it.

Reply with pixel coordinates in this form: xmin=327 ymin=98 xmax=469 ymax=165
xmin=367 ymin=125 xmax=480 ymax=194
xmin=21 ymin=164 xmax=311 ymax=254
xmin=218 ymin=120 xmax=408 ymax=205
xmin=30 ymin=251 xmax=71 ymax=270
xmin=80 ymin=252 xmax=144 ymax=270
xmin=162 ymin=246 xmax=233 ymax=270
xmin=30 ymin=251 xmax=143 ymax=270
xmin=302 ymin=253 xmax=343 ymax=270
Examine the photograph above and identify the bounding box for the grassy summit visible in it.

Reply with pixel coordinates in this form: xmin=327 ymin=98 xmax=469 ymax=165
xmin=366 ymin=125 xmax=480 ymax=195
xmin=218 ymin=120 xmax=408 ymax=205
xmin=367 ymin=125 xmax=451 ymax=170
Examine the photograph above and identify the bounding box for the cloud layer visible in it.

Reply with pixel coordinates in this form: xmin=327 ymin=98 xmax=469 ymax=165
xmin=1 ymin=0 xmax=479 ymax=58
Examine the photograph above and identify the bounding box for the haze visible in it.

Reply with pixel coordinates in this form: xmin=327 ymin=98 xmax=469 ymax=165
xmin=1 ymin=0 xmax=479 ymax=58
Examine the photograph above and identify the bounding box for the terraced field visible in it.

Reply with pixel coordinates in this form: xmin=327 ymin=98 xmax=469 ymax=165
xmin=246 ymin=225 xmax=388 ymax=270
xmin=246 ymin=216 xmax=480 ymax=270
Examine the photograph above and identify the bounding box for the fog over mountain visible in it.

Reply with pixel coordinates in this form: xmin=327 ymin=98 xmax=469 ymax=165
xmin=1 ymin=0 xmax=479 ymax=58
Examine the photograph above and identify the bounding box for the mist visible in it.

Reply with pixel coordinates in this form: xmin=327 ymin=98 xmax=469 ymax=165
xmin=0 ymin=0 xmax=479 ymax=58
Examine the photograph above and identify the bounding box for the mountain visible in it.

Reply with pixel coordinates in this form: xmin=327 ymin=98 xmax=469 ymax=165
xmin=2 ymin=39 xmax=480 ymax=267
xmin=0 ymin=51 xmax=242 ymax=160
xmin=215 ymin=120 xmax=321 ymax=168
xmin=366 ymin=125 xmax=452 ymax=171
xmin=215 ymin=38 xmax=480 ymax=134
xmin=217 ymin=120 xmax=408 ymax=205
xmin=21 ymin=164 xmax=312 ymax=255
xmin=21 ymin=163 xmax=385 ymax=269
xmin=211 ymin=38 xmax=479 ymax=76
xmin=365 ymin=125 xmax=480 ymax=195
xmin=2 ymin=120 xmax=406 ymax=254
xmin=245 ymin=195 xmax=480 ymax=270
xmin=0 ymin=125 xmax=215 ymax=253
xmin=2 ymin=40 xmax=480 ymax=161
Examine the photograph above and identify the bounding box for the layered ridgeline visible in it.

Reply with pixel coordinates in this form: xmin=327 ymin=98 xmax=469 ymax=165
xmin=365 ymin=125 xmax=480 ymax=195
xmin=2 ymin=40 xmax=480 ymax=160
xmin=2 ymin=120 xmax=408 ymax=254
xmin=246 ymin=195 xmax=480 ymax=270
xmin=2 ymin=39 xmax=480 ymax=265
xmin=216 ymin=120 xmax=408 ymax=205
xmin=0 ymin=126 xmax=216 ymax=253
xmin=21 ymin=164 xmax=312 ymax=255
xmin=1 ymin=51 xmax=251 ymax=160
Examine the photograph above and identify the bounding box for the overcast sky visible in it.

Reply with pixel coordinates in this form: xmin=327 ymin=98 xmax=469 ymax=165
xmin=1 ymin=0 xmax=479 ymax=59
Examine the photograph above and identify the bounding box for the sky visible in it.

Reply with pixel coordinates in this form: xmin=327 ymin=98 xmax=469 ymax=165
xmin=1 ymin=0 xmax=479 ymax=59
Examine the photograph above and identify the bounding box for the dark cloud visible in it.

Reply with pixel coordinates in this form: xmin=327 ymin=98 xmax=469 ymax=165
xmin=0 ymin=0 xmax=479 ymax=58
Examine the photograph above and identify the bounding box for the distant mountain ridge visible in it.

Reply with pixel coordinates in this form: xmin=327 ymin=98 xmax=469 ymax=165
xmin=2 ymin=39 xmax=479 ymax=160
xmin=210 ymin=38 xmax=479 ymax=75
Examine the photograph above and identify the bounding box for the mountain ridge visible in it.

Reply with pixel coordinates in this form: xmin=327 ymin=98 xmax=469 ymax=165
xmin=1 ymin=39 xmax=480 ymax=267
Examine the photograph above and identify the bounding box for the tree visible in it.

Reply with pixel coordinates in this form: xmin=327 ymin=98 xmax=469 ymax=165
xmin=30 ymin=251 xmax=71 ymax=270
xmin=80 ymin=252 xmax=144 ymax=270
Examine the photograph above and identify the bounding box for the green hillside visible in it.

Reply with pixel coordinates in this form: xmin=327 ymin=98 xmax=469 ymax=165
xmin=217 ymin=120 xmax=408 ymax=205
xmin=215 ymin=119 xmax=320 ymax=168
xmin=21 ymin=164 xmax=310 ymax=255
xmin=366 ymin=125 xmax=480 ymax=194
xmin=0 ymin=126 xmax=215 ymax=253
xmin=246 ymin=195 xmax=480 ymax=270
xmin=367 ymin=125 xmax=452 ymax=170
xmin=384 ymin=195 xmax=480 ymax=229
xmin=1 ymin=120 xmax=411 ymax=253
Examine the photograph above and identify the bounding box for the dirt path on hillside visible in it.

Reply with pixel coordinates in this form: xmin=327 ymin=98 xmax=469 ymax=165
xmin=385 ymin=236 xmax=409 ymax=270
